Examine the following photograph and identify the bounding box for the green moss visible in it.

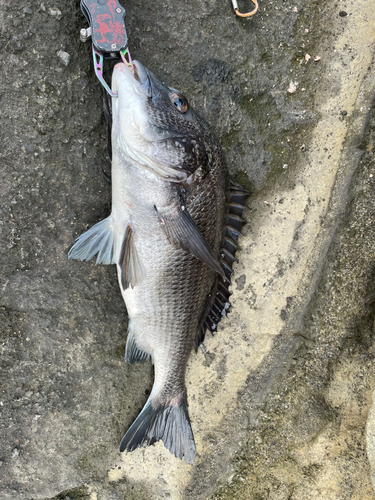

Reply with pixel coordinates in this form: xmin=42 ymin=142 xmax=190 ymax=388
xmin=40 ymin=485 xmax=89 ymax=500
xmin=235 ymin=171 xmax=254 ymax=193
xmin=107 ymin=478 xmax=153 ymax=500
xmin=301 ymin=463 xmax=323 ymax=478
xmin=239 ymin=92 xmax=273 ymax=133
xmin=221 ymin=128 xmax=241 ymax=149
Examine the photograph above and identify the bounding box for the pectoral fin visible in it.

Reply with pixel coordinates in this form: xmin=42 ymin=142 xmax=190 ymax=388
xmin=68 ymin=216 xmax=115 ymax=265
xmin=119 ymin=226 xmax=147 ymax=290
xmin=155 ymin=205 xmax=224 ymax=278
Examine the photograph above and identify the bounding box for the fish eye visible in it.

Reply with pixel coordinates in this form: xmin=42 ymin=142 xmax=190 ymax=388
xmin=170 ymin=92 xmax=189 ymax=113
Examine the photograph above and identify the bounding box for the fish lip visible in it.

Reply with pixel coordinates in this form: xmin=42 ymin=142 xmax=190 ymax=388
xmin=113 ymin=61 xmax=152 ymax=98
xmin=133 ymin=60 xmax=152 ymax=98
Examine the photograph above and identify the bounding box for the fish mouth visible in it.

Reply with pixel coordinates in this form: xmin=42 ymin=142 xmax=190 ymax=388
xmin=132 ymin=61 xmax=152 ymax=97
xmin=113 ymin=60 xmax=152 ymax=98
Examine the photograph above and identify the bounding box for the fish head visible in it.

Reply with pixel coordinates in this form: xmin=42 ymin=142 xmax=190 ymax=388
xmin=112 ymin=61 xmax=213 ymax=182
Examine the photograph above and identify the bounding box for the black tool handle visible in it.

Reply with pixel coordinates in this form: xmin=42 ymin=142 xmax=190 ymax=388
xmin=81 ymin=0 xmax=128 ymax=54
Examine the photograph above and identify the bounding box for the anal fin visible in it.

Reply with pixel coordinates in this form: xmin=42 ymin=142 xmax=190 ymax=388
xmin=125 ymin=330 xmax=150 ymax=364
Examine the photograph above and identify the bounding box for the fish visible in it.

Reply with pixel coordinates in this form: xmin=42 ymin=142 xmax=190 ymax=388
xmin=68 ymin=60 xmax=249 ymax=464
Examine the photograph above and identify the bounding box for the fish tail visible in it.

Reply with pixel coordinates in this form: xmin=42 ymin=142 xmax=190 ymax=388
xmin=119 ymin=392 xmax=196 ymax=464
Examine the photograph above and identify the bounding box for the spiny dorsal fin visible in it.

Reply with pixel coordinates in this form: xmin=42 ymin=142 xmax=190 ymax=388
xmin=119 ymin=226 xmax=147 ymax=290
xmin=155 ymin=203 xmax=225 ymax=278
xmin=194 ymin=180 xmax=250 ymax=350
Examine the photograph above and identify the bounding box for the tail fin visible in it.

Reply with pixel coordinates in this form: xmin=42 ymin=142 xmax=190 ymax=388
xmin=119 ymin=392 xmax=196 ymax=464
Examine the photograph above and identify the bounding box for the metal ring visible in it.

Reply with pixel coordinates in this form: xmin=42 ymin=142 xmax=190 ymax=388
xmin=232 ymin=0 xmax=259 ymax=17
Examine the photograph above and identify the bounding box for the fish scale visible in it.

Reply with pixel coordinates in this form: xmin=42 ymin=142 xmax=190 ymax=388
xmin=68 ymin=59 xmax=248 ymax=464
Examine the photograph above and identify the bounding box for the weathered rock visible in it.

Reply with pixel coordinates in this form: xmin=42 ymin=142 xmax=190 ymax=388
xmin=1 ymin=0 xmax=375 ymax=499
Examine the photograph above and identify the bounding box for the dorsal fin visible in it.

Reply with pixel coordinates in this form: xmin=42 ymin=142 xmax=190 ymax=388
xmin=194 ymin=180 xmax=250 ymax=351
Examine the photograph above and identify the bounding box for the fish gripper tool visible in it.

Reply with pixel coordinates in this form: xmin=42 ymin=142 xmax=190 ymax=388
xmin=80 ymin=0 xmax=133 ymax=97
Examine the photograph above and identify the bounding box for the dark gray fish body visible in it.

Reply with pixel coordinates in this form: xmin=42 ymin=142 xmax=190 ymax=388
xmin=69 ymin=61 xmax=247 ymax=464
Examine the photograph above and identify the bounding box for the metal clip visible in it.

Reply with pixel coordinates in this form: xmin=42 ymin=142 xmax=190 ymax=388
xmin=92 ymin=47 xmax=134 ymax=98
xmin=93 ymin=47 xmax=118 ymax=97
xmin=80 ymin=26 xmax=92 ymax=42
xmin=231 ymin=0 xmax=258 ymax=17
xmin=120 ymin=48 xmax=134 ymax=73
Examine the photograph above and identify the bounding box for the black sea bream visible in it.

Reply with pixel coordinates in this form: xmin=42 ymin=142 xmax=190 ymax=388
xmin=68 ymin=61 xmax=248 ymax=463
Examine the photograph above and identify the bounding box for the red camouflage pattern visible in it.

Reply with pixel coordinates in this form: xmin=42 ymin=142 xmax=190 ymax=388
xmin=89 ymin=0 xmax=126 ymax=46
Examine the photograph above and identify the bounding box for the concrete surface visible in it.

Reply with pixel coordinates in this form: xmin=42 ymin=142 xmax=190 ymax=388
xmin=1 ymin=0 xmax=375 ymax=499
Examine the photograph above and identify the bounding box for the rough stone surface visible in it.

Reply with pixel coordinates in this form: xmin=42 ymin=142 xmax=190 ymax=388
xmin=1 ymin=0 xmax=375 ymax=499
